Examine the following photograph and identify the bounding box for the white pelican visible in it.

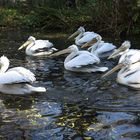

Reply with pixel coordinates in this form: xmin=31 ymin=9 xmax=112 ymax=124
xmin=18 ymin=36 xmax=58 ymax=56
xmin=0 ymin=56 xmax=46 ymax=94
xmin=102 ymin=58 xmax=140 ymax=89
xmin=108 ymin=41 xmax=140 ymax=64
xmin=50 ymin=45 xmax=108 ymax=73
xmin=68 ymin=26 xmax=99 ymax=46
xmin=81 ymin=35 xmax=116 ymax=58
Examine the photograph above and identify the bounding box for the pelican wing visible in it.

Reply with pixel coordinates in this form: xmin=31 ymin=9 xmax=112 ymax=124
xmin=119 ymin=49 xmax=140 ymax=64
xmin=0 ymin=67 xmax=36 ymax=84
xmin=30 ymin=40 xmax=53 ymax=52
xmin=117 ymin=62 xmax=140 ymax=89
xmin=77 ymin=32 xmax=99 ymax=46
xmin=65 ymin=51 xmax=100 ymax=68
xmin=122 ymin=70 xmax=140 ymax=87
xmin=96 ymin=42 xmax=116 ymax=54
xmin=34 ymin=47 xmax=54 ymax=53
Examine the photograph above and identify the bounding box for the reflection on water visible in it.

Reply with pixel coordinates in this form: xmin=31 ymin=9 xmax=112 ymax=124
xmin=0 ymin=29 xmax=140 ymax=139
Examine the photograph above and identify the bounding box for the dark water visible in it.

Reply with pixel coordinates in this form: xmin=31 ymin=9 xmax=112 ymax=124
xmin=0 ymin=29 xmax=140 ymax=140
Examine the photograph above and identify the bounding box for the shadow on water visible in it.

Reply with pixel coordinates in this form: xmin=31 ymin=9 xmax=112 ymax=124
xmin=0 ymin=29 xmax=140 ymax=139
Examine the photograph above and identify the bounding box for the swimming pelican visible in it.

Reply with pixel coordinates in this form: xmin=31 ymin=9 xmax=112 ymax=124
xmin=108 ymin=41 xmax=140 ymax=64
xmin=68 ymin=26 xmax=99 ymax=46
xmin=18 ymin=36 xmax=57 ymax=56
xmin=102 ymin=58 xmax=140 ymax=89
xmin=50 ymin=45 xmax=108 ymax=73
xmin=81 ymin=35 xmax=116 ymax=58
xmin=0 ymin=56 xmax=46 ymax=94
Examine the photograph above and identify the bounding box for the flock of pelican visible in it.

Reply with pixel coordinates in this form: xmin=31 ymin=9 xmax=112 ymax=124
xmin=50 ymin=27 xmax=140 ymax=90
xmin=0 ymin=26 xmax=140 ymax=95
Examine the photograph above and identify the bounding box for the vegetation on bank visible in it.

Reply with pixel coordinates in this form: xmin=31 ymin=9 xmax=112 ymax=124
xmin=0 ymin=0 xmax=140 ymax=37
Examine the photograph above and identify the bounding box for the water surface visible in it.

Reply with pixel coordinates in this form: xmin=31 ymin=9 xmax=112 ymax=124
xmin=0 ymin=29 xmax=140 ymax=139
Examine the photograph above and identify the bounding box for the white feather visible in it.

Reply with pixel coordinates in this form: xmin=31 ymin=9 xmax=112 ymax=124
xmin=117 ymin=62 xmax=140 ymax=89
xmin=70 ymin=26 xmax=100 ymax=46
xmin=60 ymin=45 xmax=108 ymax=72
xmin=0 ymin=56 xmax=46 ymax=93
xmin=65 ymin=51 xmax=100 ymax=68
xmin=119 ymin=49 xmax=140 ymax=64
xmin=0 ymin=67 xmax=36 ymax=84
xmin=77 ymin=32 xmax=99 ymax=46
xmin=96 ymin=43 xmax=116 ymax=54
xmin=89 ymin=36 xmax=116 ymax=58
xmin=19 ymin=36 xmax=57 ymax=56
xmin=29 ymin=40 xmax=53 ymax=51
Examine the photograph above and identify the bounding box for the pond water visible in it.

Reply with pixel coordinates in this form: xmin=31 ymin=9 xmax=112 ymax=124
xmin=0 ymin=29 xmax=140 ymax=140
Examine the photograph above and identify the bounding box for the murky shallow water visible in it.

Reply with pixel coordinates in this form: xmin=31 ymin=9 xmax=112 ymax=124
xmin=0 ymin=29 xmax=140 ymax=139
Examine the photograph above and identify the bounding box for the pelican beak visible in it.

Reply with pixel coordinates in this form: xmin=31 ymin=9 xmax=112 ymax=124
xmin=67 ymin=30 xmax=80 ymax=40
xmin=49 ymin=48 xmax=71 ymax=57
xmin=81 ymin=38 xmax=97 ymax=48
xmin=108 ymin=48 xmax=122 ymax=59
xmin=102 ymin=63 xmax=124 ymax=78
xmin=108 ymin=51 xmax=118 ymax=59
xmin=107 ymin=46 xmax=125 ymax=59
xmin=18 ymin=40 xmax=32 ymax=50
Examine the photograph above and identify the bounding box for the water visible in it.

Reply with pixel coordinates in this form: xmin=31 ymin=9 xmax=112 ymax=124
xmin=0 ymin=29 xmax=140 ymax=139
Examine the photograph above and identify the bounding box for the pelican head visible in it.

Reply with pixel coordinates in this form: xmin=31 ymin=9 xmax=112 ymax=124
xmin=18 ymin=36 xmax=36 ymax=50
xmin=49 ymin=45 xmax=78 ymax=57
xmin=67 ymin=26 xmax=85 ymax=40
xmin=68 ymin=44 xmax=79 ymax=51
xmin=102 ymin=57 xmax=131 ymax=78
xmin=81 ymin=35 xmax=102 ymax=49
xmin=0 ymin=55 xmax=9 ymax=73
xmin=77 ymin=26 xmax=85 ymax=33
xmin=108 ymin=41 xmax=131 ymax=59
